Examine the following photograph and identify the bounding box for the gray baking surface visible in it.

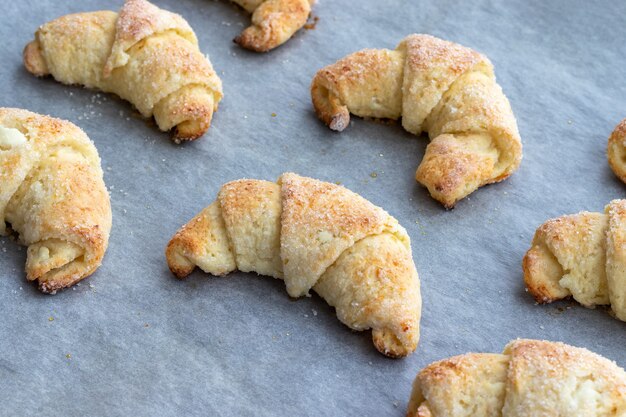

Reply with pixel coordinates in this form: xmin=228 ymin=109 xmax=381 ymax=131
xmin=1 ymin=0 xmax=625 ymax=415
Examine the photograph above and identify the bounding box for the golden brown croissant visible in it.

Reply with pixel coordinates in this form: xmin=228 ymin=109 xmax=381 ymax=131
xmin=231 ymin=0 xmax=314 ymax=52
xmin=23 ymin=0 xmax=223 ymax=142
xmin=523 ymin=199 xmax=626 ymax=322
xmin=166 ymin=172 xmax=421 ymax=357
xmin=311 ymin=34 xmax=522 ymax=208
xmin=608 ymin=119 xmax=626 ymax=184
xmin=407 ymin=339 xmax=626 ymax=417
xmin=0 ymin=108 xmax=111 ymax=293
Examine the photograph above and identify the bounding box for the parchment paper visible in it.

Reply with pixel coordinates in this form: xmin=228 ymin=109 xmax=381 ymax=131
xmin=1 ymin=0 xmax=625 ymax=416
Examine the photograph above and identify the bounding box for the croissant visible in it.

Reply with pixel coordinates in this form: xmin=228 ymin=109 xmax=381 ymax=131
xmin=23 ymin=0 xmax=223 ymax=142
xmin=311 ymin=34 xmax=522 ymax=208
xmin=231 ymin=0 xmax=314 ymax=52
xmin=0 ymin=108 xmax=111 ymax=293
xmin=523 ymin=199 xmax=626 ymax=322
xmin=166 ymin=172 xmax=421 ymax=357
xmin=608 ymin=118 xmax=626 ymax=184
xmin=407 ymin=339 xmax=626 ymax=417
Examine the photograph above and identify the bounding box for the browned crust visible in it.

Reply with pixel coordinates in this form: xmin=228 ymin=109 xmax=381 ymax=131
xmin=165 ymin=213 xmax=210 ymax=278
xmin=167 ymin=93 xmax=215 ymax=142
xmin=372 ymin=327 xmax=412 ymax=358
xmin=103 ymin=0 xmax=196 ymax=77
xmin=607 ymin=118 xmax=626 ymax=184
xmin=234 ymin=0 xmax=312 ymax=52
xmin=23 ymin=1 xmax=222 ymax=143
xmin=522 ymin=215 xmax=582 ymax=304
xmin=310 ymin=70 xmax=351 ymax=131
xmin=23 ymin=40 xmax=49 ymax=77
xmin=522 ymin=241 xmax=568 ymax=304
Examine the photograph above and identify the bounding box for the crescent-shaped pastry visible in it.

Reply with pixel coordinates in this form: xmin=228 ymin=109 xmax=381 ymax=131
xmin=523 ymin=199 xmax=626 ymax=322
xmin=232 ymin=0 xmax=315 ymax=52
xmin=0 ymin=108 xmax=111 ymax=293
xmin=23 ymin=0 xmax=223 ymax=142
xmin=166 ymin=173 xmax=421 ymax=358
xmin=407 ymin=339 xmax=626 ymax=417
xmin=311 ymin=34 xmax=522 ymax=208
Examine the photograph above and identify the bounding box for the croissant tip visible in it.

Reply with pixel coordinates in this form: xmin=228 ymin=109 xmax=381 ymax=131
xmin=329 ymin=113 xmax=349 ymax=132
xmin=233 ymin=33 xmax=272 ymax=53
xmin=23 ymin=40 xmax=49 ymax=77
xmin=168 ymin=265 xmax=193 ymax=279
xmin=37 ymin=279 xmax=67 ymax=294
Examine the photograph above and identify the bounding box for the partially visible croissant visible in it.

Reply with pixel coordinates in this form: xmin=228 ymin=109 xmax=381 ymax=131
xmin=523 ymin=199 xmax=626 ymax=322
xmin=407 ymin=339 xmax=626 ymax=417
xmin=166 ymin=172 xmax=421 ymax=358
xmin=311 ymin=34 xmax=522 ymax=208
xmin=231 ymin=0 xmax=314 ymax=52
xmin=0 ymin=108 xmax=111 ymax=293
xmin=23 ymin=0 xmax=223 ymax=142
xmin=608 ymin=118 xmax=626 ymax=184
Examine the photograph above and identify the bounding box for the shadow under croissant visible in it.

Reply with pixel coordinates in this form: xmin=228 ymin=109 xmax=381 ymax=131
xmin=168 ymin=267 xmax=404 ymax=358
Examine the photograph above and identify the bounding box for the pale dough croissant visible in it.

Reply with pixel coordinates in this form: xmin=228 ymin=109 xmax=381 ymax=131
xmin=231 ymin=0 xmax=314 ymax=52
xmin=166 ymin=172 xmax=421 ymax=357
xmin=608 ymin=118 xmax=626 ymax=184
xmin=311 ymin=34 xmax=523 ymax=208
xmin=407 ymin=339 xmax=626 ymax=417
xmin=523 ymin=199 xmax=626 ymax=322
xmin=0 ymin=108 xmax=111 ymax=293
xmin=23 ymin=0 xmax=223 ymax=142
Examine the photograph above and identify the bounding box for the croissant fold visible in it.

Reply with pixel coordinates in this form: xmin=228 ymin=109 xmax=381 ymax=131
xmin=23 ymin=0 xmax=223 ymax=142
xmin=0 ymin=108 xmax=111 ymax=293
xmin=407 ymin=339 xmax=626 ymax=417
xmin=311 ymin=34 xmax=522 ymax=208
xmin=523 ymin=199 xmax=626 ymax=322
xmin=231 ymin=0 xmax=315 ymax=52
xmin=166 ymin=172 xmax=421 ymax=358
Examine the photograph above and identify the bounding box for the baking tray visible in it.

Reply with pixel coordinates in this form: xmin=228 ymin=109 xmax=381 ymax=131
xmin=1 ymin=0 xmax=625 ymax=415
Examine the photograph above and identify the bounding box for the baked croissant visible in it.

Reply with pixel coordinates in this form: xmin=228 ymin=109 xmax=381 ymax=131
xmin=407 ymin=339 xmax=626 ymax=417
xmin=166 ymin=172 xmax=421 ymax=357
xmin=231 ymin=0 xmax=314 ymax=52
xmin=23 ymin=0 xmax=223 ymax=142
xmin=523 ymin=199 xmax=626 ymax=322
xmin=311 ymin=34 xmax=523 ymax=208
xmin=608 ymin=118 xmax=626 ymax=184
xmin=0 ymin=108 xmax=111 ymax=293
